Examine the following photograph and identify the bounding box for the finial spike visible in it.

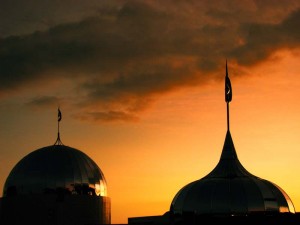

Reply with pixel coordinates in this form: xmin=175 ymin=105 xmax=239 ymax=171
xmin=58 ymin=107 xmax=62 ymax=122
xmin=225 ymin=60 xmax=232 ymax=131
xmin=54 ymin=107 xmax=63 ymax=145
xmin=225 ymin=60 xmax=232 ymax=103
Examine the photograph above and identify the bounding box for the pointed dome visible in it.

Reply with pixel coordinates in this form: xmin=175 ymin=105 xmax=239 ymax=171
xmin=171 ymin=131 xmax=295 ymax=215
xmin=206 ymin=131 xmax=251 ymax=178
xmin=170 ymin=62 xmax=295 ymax=216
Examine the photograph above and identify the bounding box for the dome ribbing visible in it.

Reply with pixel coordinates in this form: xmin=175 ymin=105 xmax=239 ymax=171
xmin=3 ymin=145 xmax=107 ymax=197
xmin=171 ymin=131 xmax=295 ymax=215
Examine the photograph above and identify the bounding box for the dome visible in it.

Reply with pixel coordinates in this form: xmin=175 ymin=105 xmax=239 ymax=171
xmin=171 ymin=62 xmax=295 ymax=217
xmin=3 ymin=144 xmax=107 ymax=197
xmin=171 ymin=131 xmax=295 ymax=215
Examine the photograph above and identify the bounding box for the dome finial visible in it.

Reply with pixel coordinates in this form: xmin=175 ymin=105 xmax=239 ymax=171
xmin=225 ymin=59 xmax=232 ymax=131
xmin=54 ymin=107 xmax=63 ymax=145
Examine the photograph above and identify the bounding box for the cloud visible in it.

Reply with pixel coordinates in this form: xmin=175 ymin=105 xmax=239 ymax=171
xmin=0 ymin=0 xmax=120 ymax=37
xmin=230 ymin=9 xmax=300 ymax=65
xmin=74 ymin=110 xmax=139 ymax=123
xmin=1 ymin=1 xmax=300 ymax=122
xmin=26 ymin=96 xmax=61 ymax=109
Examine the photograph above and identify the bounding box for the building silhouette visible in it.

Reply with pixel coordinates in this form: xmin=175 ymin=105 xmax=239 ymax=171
xmin=128 ymin=62 xmax=300 ymax=225
xmin=0 ymin=112 xmax=111 ymax=225
xmin=1 ymin=63 xmax=300 ymax=225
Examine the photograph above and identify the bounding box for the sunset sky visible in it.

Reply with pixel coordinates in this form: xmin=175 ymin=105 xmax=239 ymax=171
xmin=1 ymin=0 xmax=300 ymax=223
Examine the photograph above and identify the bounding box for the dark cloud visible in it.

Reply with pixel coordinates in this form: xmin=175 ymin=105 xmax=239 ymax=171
xmin=1 ymin=0 xmax=300 ymax=122
xmin=26 ymin=96 xmax=61 ymax=108
xmin=74 ymin=110 xmax=139 ymax=123
xmin=77 ymin=60 xmax=201 ymax=121
xmin=0 ymin=0 xmax=119 ymax=37
xmin=231 ymin=9 xmax=300 ymax=65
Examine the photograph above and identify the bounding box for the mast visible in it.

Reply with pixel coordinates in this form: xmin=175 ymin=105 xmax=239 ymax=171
xmin=225 ymin=60 xmax=232 ymax=131
xmin=54 ymin=107 xmax=63 ymax=145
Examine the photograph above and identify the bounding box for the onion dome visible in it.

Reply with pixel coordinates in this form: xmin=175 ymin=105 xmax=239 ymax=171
xmin=171 ymin=131 xmax=295 ymax=215
xmin=3 ymin=145 xmax=107 ymax=197
xmin=170 ymin=61 xmax=295 ymax=216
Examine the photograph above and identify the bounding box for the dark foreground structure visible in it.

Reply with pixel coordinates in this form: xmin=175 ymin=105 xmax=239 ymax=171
xmin=128 ymin=62 xmax=298 ymax=225
xmin=129 ymin=212 xmax=300 ymax=225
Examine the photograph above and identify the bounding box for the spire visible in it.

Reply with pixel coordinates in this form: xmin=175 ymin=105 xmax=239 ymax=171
xmin=206 ymin=60 xmax=250 ymax=177
xmin=220 ymin=130 xmax=237 ymax=160
xmin=54 ymin=107 xmax=63 ymax=145
xmin=225 ymin=60 xmax=232 ymax=131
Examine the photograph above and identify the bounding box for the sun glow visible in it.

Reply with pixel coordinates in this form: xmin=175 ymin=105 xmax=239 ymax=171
xmin=95 ymin=180 xmax=107 ymax=197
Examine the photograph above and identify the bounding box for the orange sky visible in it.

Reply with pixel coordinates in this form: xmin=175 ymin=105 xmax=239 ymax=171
xmin=1 ymin=1 xmax=300 ymax=224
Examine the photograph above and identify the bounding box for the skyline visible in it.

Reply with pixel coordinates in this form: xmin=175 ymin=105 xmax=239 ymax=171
xmin=1 ymin=1 xmax=300 ymax=223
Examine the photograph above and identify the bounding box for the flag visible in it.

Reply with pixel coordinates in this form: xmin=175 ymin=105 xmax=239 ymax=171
xmin=225 ymin=61 xmax=232 ymax=103
xmin=58 ymin=108 xmax=62 ymax=122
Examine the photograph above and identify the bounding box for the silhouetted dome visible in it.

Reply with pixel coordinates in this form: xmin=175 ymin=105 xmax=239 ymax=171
xmin=3 ymin=145 xmax=107 ymax=197
xmin=171 ymin=131 xmax=295 ymax=216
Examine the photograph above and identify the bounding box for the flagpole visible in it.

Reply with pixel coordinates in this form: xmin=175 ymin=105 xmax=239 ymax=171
xmin=227 ymin=102 xmax=230 ymax=131
xmin=58 ymin=116 xmax=60 ymax=141
xmin=225 ymin=60 xmax=232 ymax=132
xmin=55 ymin=107 xmax=63 ymax=145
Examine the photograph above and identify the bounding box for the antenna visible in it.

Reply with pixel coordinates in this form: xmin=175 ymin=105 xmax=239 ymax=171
xmin=54 ymin=107 xmax=63 ymax=145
